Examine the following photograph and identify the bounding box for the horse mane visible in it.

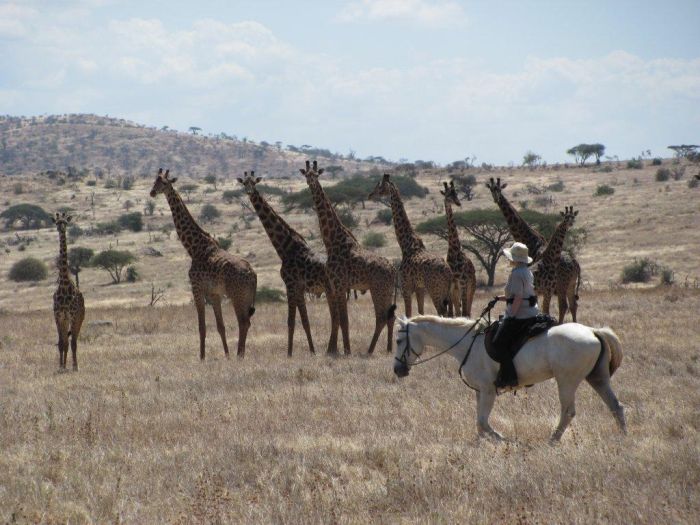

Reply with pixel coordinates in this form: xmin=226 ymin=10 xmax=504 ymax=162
xmin=409 ymin=315 xmax=489 ymax=332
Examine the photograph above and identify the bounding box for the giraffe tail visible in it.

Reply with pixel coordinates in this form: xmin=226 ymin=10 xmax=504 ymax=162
xmin=575 ymin=270 xmax=582 ymax=300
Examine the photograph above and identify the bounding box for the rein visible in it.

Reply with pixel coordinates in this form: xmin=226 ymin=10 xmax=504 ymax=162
xmin=396 ymin=300 xmax=498 ymax=389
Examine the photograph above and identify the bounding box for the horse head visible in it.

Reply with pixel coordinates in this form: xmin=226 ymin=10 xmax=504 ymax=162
xmin=394 ymin=316 xmax=424 ymax=377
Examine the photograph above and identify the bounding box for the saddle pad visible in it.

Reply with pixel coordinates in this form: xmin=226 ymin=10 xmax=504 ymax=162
xmin=484 ymin=314 xmax=557 ymax=363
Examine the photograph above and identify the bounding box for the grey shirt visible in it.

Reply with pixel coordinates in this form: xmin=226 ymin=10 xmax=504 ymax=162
xmin=504 ymin=264 xmax=539 ymax=319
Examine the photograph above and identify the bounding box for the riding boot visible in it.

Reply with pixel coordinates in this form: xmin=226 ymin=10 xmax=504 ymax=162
xmin=495 ymin=360 xmax=518 ymax=389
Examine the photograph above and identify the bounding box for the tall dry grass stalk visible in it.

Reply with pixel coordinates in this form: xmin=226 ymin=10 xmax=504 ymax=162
xmin=1 ymin=288 xmax=699 ymax=523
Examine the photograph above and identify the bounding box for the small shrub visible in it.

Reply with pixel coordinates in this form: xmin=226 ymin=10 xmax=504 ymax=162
xmin=68 ymin=224 xmax=84 ymax=240
xmin=660 ymin=267 xmax=674 ymax=286
xmin=688 ymin=178 xmax=699 ymax=189
xmin=362 ymin=232 xmax=386 ymax=248
xmin=104 ymin=178 xmax=118 ymax=189
xmin=599 ymin=165 xmax=613 ymax=173
xmin=217 ymin=236 xmax=232 ymax=250
xmin=94 ymin=221 xmax=122 ymax=235
xmin=13 ymin=183 xmax=23 ymax=194
xmin=9 ymin=257 xmax=48 ymax=282
xmin=256 ymin=286 xmax=285 ymax=303
xmin=222 ymin=189 xmax=242 ymax=203
xmin=655 ymin=168 xmax=670 ymax=182
xmin=337 ymin=207 xmax=358 ymax=229
xmin=546 ymin=180 xmax=564 ymax=192
xmin=199 ymin=204 xmax=221 ymax=223
xmin=86 ymin=180 xmax=97 ymax=187
xmin=621 ymin=258 xmax=654 ymax=283
xmin=118 ymin=212 xmax=143 ymax=232
xmin=126 ymin=266 xmax=139 ymax=283
xmin=651 ymin=158 xmax=663 ymax=166
xmin=121 ymin=176 xmax=135 ymax=190
xmin=594 ymin=184 xmax=615 ymax=196
xmin=671 ymin=166 xmax=686 ymax=181
xmin=375 ymin=208 xmax=393 ymax=225
xmin=626 ymin=158 xmax=643 ymax=169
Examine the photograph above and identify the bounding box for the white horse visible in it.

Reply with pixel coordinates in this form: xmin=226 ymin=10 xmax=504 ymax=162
xmin=393 ymin=315 xmax=626 ymax=442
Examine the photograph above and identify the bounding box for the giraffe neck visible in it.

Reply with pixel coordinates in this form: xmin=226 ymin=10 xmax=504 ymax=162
xmin=494 ymin=193 xmax=545 ymax=259
xmin=444 ymin=201 xmax=462 ymax=260
xmin=247 ymin=188 xmax=308 ymax=259
xmin=163 ymin=185 xmax=217 ymax=259
xmin=306 ymin=177 xmax=358 ymax=251
xmin=539 ymin=219 xmax=572 ymax=270
xmin=387 ymin=183 xmax=424 ymax=257
xmin=57 ymin=228 xmax=71 ymax=284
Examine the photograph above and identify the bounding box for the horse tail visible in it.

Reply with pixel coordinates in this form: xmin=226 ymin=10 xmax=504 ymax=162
xmin=593 ymin=327 xmax=623 ymax=376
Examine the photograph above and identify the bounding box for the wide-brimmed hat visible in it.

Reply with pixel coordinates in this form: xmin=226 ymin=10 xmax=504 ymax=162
xmin=503 ymin=242 xmax=532 ymax=264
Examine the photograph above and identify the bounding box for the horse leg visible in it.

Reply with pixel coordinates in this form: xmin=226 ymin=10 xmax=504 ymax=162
xmin=476 ymin=390 xmax=503 ymax=440
xmin=586 ymin=377 xmax=627 ymax=434
xmin=550 ymin=381 xmax=580 ymax=442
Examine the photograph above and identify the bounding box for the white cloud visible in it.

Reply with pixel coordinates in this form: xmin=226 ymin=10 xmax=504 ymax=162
xmin=337 ymin=0 xmax=466 ymax=27
xmin=0 ymin=3 xmax=38 ymax=38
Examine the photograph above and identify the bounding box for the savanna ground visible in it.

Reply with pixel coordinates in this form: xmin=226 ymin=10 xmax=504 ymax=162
xmin=1 ymin=289 xmax=699 ymax=523
xmin=1 ymin=161 xmax=700 ymax=522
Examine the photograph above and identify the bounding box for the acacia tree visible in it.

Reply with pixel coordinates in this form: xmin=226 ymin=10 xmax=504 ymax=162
xmin=667 ymin=145 xmax=699 ymax=159
xmin=567 ymin=143 xmax=606 ymax=166
xmin=68 ymin=247 xmax=94 ymax=288
xmin=522 ymin=151 xmax=541 ymax=169
xmin=179 ymin=183 xmax=199 ymax=202
xmin=0 ymin=204 xmax=52 ymax=230
xmin=416 ymin=209 xmax=512 ymax=286
xmin=91 ymin=249 xmax=136 ymax=284
xmin=204 ymin=174 xmax=218 ymax=190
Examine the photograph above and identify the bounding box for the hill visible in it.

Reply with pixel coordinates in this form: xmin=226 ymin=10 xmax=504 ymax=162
xmin=0 ymin=114 xmax=388 ymax=178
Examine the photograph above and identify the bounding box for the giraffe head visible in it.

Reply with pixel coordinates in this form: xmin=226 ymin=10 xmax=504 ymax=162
xmin=149 ymin=168 xmax=178 ymax=198
xmin=440 ymin=180 xmax=461 ymax=207
xmin=560 ymin=206 xmax=579 ymax=227
xmin=237 ymin=171 xmax=262 ymax=195
xmin=485 ymin=177 xmax=507 ymax=204
xmin=51 ymin=211 xmax=72 ymax=233
xmin=299 ymin=160 xmax=324 ymax=183
xmin=368 ymin=173 xmax=392 ymax=201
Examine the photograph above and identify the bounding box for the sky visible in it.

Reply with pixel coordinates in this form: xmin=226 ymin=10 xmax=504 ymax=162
xmin=1 ymin=0 xmax=699 ymax=165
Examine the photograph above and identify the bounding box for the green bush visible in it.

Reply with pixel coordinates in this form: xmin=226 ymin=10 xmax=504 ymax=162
xmin=626 ymin=158 xmax=643 ymax=169
xmin=363 ymin=231 xmax=387 ymax=248
xmin=94 ymin=221 xmax=122 ymax=235
xmin=621 ymin=258 xmax=654 ymax=283
xmin=660 ymin=267 xmax=674 ymax=286
xmin=126 ymin=266 xmax=139 ymax=283
xmin=86 ymin=180 xmax=97 ymax=187
xmin=256 ymin=286 xmax=285 ymax=303
xmin=217 ymin=236 xmax=232 ymax=250
xmin=594 ymin=184 xmax=615 ymax=196
xmin=13 ymin=183 xmax=23 ymax=195
xmin=8 ymin=257 xmax=48 ymax=282
xmin=655 ymin=168 xmax=670 ymax=182
xmin=121 ymin=176 xmax=135 ymax=190
xmin=118 ymin=212 xmax=143 ymax=232
xmin=222 ymin=189 xmax=243 ymax=203
xmin=68 ymin=224 xmax=84 ymax=240
xmin=375 ymin=208 xmax=393 ymax=225
xmin=199 ymin=204 xmax=221 ymax=223
xmin=546 ymin=180 xmax=565 ymax=192
xmin=337 ymin=207 xmax=358 ymax=229
xmin=91 ymin=249 xmax=137 ymax=284
xmin=651 ymin=158 xmax=663 ymax=166
xmin=0 ymin=203 xmax=52 ymax=230
xmin=688 ymin=177 xmax=699 ymax=189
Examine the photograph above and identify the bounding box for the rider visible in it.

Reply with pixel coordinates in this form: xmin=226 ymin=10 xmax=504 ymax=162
xmin=493 ymin=242 xmax=540 ymax=389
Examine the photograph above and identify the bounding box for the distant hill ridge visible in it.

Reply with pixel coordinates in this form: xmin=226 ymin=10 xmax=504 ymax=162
xmin=0 ymin=113 xmax=387 ymax=178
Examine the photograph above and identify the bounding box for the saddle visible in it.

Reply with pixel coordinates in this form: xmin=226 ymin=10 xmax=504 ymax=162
xmin=484 ymin=314 xmax=557 ymax=364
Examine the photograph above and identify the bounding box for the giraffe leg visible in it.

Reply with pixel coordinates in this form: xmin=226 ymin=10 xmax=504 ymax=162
xmin=210 ymin=295 xmax=230 ymax=357
xmin=567 ymin=276 xmax=578 ymax=323
xmin=416 ymin=288 xmax=426 ymax=315
xmin=192 ymin=286 xmax=207 ymax=360
xmin=461 ymin=285 xmax=470 ymax=318
xmin=465 ymin=274 xmax=476 ymax=318
xmin=541 ymin=292 xmax=552 ymax=316
xmin=557 ymin=289 xmax=568 ymax=325
xmin=324 ymin=286 xmax=340 ymax=354
xmin=402 ymin=288 xmax=413 ymax=318
xmin=297 ymin=298 xmax=316 ymax=355
xmin=286 ymin=297 xmax=297 ymax=357
xmin=71 ymin=308 xmax=84 ymax=371
xmin=336 ymin=291 xmax=351 ymax=355
xmin=57 ymin=334 xmax=67 ymax=369
xmin=449 ymin=284 xmax=460 ymax=318
xmin=232 ymin=298 xmax=252 ymax=358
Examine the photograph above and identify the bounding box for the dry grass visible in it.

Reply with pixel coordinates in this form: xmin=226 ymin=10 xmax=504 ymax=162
xmin=1 ymin=287 xmax=699 ymax=523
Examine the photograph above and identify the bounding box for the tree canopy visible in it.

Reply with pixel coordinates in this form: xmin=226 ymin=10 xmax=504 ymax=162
xmin=566 ymin=143 xmax=605 ymax=166
xmin=91 ymin=249 xmax=136 ymax=284
xmin=0 ymin=203 xmax=52 ymax=230
xmin=282 ymin=174 xmax=428 ymax=210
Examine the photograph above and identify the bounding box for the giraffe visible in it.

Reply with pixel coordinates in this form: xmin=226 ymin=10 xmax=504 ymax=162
xmin=441 ymin=180 xmax=477 ymax=317
xmin=150 ymin=169 xmax=257 ymax=359
xmin=52 ymin=212 xmax=85 ymax=371
xmin=237 ymin=171 xmax=338 ymax=356
xmin=368 ymin=173 xmax=452 ymax=317
xmin=485 ymin=177 xmax=581 ymax=322
xmin=532 ymin=206 xmax=579 ymax=322
xmin=301 ymin=161 xmax=396 ymax=354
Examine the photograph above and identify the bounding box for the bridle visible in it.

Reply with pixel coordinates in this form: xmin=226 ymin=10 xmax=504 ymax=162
xmin=394 ymin=300 xmax=498 ymax=390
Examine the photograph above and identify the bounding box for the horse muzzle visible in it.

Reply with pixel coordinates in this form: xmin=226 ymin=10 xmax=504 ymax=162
xmin=394 ymin=362 xmax=410 ymax=378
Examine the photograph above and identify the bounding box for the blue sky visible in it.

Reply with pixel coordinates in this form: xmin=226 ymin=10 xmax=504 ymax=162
xmin=1 ymin=0 xmax=699 ymax=165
